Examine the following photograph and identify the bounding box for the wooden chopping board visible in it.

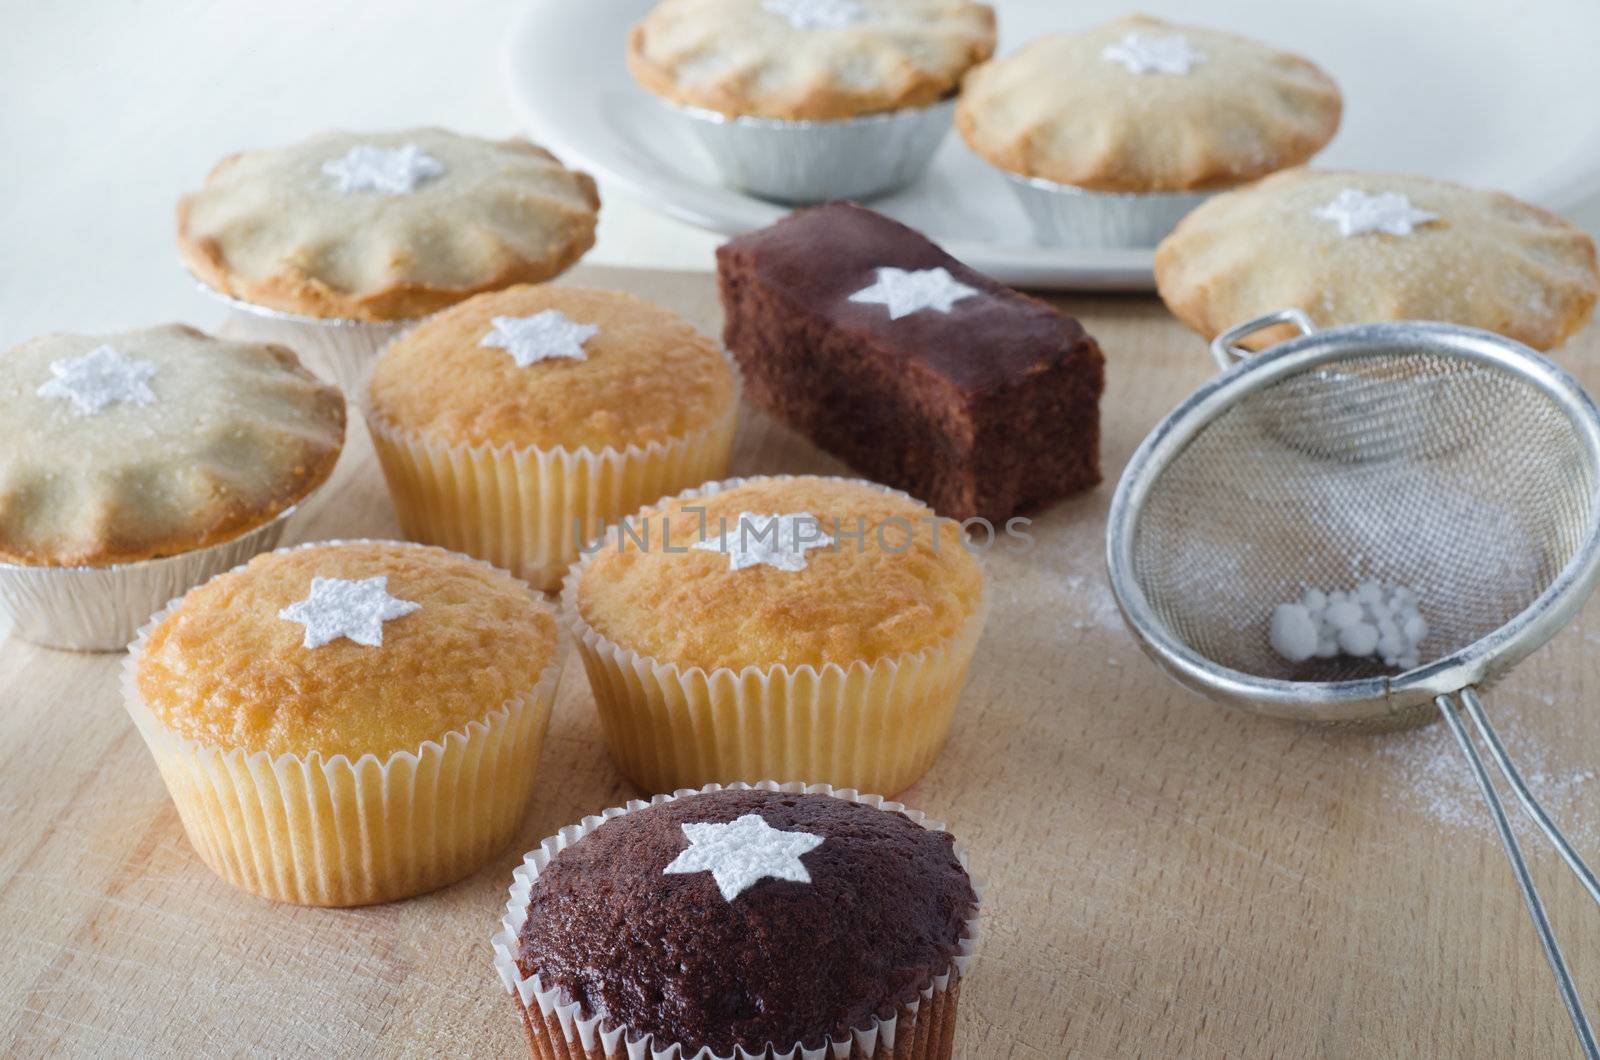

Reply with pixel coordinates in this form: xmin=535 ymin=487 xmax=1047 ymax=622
xmin=4 ymin=265 xmax=1600 ymax=1058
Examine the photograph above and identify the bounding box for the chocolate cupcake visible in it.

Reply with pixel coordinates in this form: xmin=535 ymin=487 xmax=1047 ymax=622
xmin=492 ymin=782 xmax=981 ymax=1059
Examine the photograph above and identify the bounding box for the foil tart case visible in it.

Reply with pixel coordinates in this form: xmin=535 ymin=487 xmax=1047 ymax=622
xmin=665 ymin=99 xmax=956 ymax=204
xmin=1005 ymin=173 xmax=1217 ymax=249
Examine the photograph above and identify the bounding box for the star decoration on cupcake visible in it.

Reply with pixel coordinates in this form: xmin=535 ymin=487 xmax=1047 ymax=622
xmin=761 ymin=0 xmax=865 ymax=30
xmin=278 ymin=575 xmax=421 ymax=649
xmin=693 ymin=511 xmax=835 ymax=572
xmin=321 ymin=143 xmax=447 ymax=194
xmin=1313 ymin=189 xmax=1441 ymax=237
xmin=479 ymin=310 xmax=600 ymax=367
xmin=848 ymin=267 xmax=979 ymax=320
xmin=663 ymin=813 xmax=826 ymax=901
xmin=1102 ymin=32 xmax=1205 ymax=75
xmin=36 ymin=345 xmax=158 ymax=416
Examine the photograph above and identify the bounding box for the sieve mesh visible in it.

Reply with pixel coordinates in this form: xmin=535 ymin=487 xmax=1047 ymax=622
xmin=1130 ymin=347 xmax=1598 ymax=683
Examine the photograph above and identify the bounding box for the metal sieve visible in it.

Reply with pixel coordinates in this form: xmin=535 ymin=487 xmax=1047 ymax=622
xmin=1107 ymin=309 xmax=1600 ymax=1056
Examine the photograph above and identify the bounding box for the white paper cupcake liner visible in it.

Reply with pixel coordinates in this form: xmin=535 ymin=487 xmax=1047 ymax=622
xmin=1005 ymin=173 xmax=1218 ymax=249
xmin=491 ymin=780 xmax=982 ymax=1060
xmin=663 ymin=99 xmax=955 ymax=204
xmin=365 ymin=402 xmax=737 ymax=593
xmin=0 ymin=500 xmax=305 ymax=652
xmin=121 ymin=538 xmax=563 ymax=906
xmin=561 ymin=475 xmax=989 ymax=796
xmin=192 ymin=278 xmax=411 ymax=399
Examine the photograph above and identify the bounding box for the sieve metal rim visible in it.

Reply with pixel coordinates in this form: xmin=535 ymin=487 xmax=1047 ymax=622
xmin=1106 ymin=318 xmax=1600 ymax=722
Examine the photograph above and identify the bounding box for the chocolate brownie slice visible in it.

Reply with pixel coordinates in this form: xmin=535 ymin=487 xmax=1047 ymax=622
xmin=717 ymin=202 xmax=1104 ymax=522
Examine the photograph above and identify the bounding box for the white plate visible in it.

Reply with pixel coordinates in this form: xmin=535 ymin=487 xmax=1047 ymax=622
xmin=503 ymin=0 xmax=1600 ymax=291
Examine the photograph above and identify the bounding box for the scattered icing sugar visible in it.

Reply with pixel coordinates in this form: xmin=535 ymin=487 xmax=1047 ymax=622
xmin=761 ymin=0 xmax=865 ymax=30
xmin=36 ymin=344 xmax=157 ymax=416
xmin=277 ymin=575 xmax=421 ymax=649
xmin=1270 ymin=580 xmax=1428 ymax=670
xmin=1101 ymin=32 xmax=1205 ymax=75
xmin=1313 ymin=189 xmax=1440 ymax=238
xmin=693 ymin=511 xmax=835 ymax=573
xmin=847 ymin=266 xmax=979 ymax=320
xmin=321 ymin=143 xmax=446 ymax=194
xmin=662 ymin=813 xmax=825 ymax=901
xmin=479 ymin=310 xmax=598 ymax=367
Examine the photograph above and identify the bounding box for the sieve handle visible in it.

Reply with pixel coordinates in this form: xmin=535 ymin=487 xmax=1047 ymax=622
xmin=1438 ymin=690 xmax=1600 ymax=1059
xmin=1209 ymin=309 xmax=1317 ymax=370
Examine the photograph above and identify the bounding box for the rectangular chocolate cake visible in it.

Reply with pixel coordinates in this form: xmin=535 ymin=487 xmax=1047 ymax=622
xmin=717 ymin=202 xmax=1104 ymax=523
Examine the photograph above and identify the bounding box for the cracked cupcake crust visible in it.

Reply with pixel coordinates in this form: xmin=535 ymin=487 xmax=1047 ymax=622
xmin=176 ymin=128 xmax=600 ymax=321
xmin=627 ymin=0 xmax=996 ymax=121
xmin=0 ymin=325 xmax=345 ymax=567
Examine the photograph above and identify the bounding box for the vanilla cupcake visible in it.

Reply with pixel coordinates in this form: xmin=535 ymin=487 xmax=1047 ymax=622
xmin=628 ymin=0 xmax=996 ymax=201
xmin=124 ymin=540 xmax=562 ymax=906
xmin=957 ymin=15 xmax=1341 ymax=247
xmin=177 ymin=128 xmax=600 ymax=395
xmin=563 ymin=475 xmax=987 ymax=795
xmin=0 ymin=325 xmax=344 ymax=650
xmin=1156 ymin=169 xmax=1600 ymax=350
xmin=366 ymin=285 xmax=737 ymax=592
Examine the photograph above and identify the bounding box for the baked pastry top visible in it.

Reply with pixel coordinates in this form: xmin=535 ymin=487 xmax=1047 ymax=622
xmin=1155 ymin=169 xmax=1600 ymax=350
xmin=177 ymin=128 xmax=600 ymax=321
xmin=0 ymin=325 xmax=344 ymax=567
xmin=515 ymin=787 xmax=976 ymax=1056
xmin=367 ymin=285 xmax=737 ymax=451
xmin=136 ymin=541 xmax=559 ymax=758
xmin=627 ymin=0 xmax=996 ymax=121
xmin=956 ymin=15 xmax=1341 ymax=192
xmin=575 ymin=476 xmax=985 ymax=671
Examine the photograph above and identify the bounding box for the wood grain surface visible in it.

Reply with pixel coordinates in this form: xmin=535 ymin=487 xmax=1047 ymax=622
xmin=4 ymin=265 xmax=1600 ymax=1059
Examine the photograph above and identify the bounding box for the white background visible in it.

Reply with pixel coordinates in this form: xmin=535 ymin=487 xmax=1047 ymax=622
xmin=4 ymin=0 xmax=1599 ymax=348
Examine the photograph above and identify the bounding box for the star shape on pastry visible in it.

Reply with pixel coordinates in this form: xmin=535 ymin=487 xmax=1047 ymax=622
xmin=321 ymin=142 xmax=447 ymax=194
xmin=36 ymin=344 xmax=158 ymax=416
xmin=662 ymin=813 xmax=826 ymax=902
xmin=1101 ymin=32 xmax=1205 ymax=75
xmin=278 ymin=575 xmax=421 ymax=649
xmin=1312 ymin=189 xmax=1442 ymax=238
xmin=847 ymin=266 xmax=980 ymax=320
xmin=479 ymin=310 xmax=600 ymax=367
xmin=761 ymin=0 xmax=865 ymax=30
xmin=692 ymin=511 xmax=835 ymax=572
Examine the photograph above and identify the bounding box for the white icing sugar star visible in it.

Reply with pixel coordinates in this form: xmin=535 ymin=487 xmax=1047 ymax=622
xmin=321 ymin=143 xmax=446 ymax=194
xmin=1313 ymin=189 xmax=1441 ymax=238
xmin=36 ymin=345 xmax=157 ymax=416
xmin=479 ymin=311 xmax=599 ymax=367
xmin=693 ymin=511 xmax=835 ymax=572
xmin=1102 ymin=32 xmax=1205 ymax=75
xmin=278 ymin=575 xmax=421 ymax=649
xmin=762 ymin=0 xmax=865 ymax=30
xmin=848 ymin=266 xmax=979 ymax=321
xmin=663 ymin=813 xmax=826 ymax=902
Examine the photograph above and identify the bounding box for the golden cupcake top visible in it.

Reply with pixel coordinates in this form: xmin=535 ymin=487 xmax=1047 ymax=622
xmin=0 ymin=325 xmax=344 ymax=567
xmin=1154 ymin=169 xmax=1600 ymax=351
xmin=367 ymin=285 xmax=737 ymax=451
xmin=177 ymin=128 xmax=600 ymax=321
xmin=956 ymin=16 xmax=1341 ymax=192
xmin=135 ymin=541 xmax=559 ymax=758
xmin=573 ymin=476 xmax=985 ymax=671
xmin=627 ymin=0 xmax=996 ymax=121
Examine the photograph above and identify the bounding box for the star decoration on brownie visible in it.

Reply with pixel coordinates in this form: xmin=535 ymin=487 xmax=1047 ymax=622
xmin=278 ymin=575 xmax=421 ymax=649
xmin=848 ymin=267 xmax=979 ymax=320
xmin=663 ymin=813 xmax=826 ymax=902
xmin=479 ymin=310 xmax=599 ymax=367
xmin=36 ymin=345 xmax=158 ymax=416
xmin=693 ymin=511 xmax=835 ymax=572
xmin=321 ymin=143 xmax=447 ymax=194
xmin=761 ymin=0 xmax=865 ymax=30
xmin=1312 ymin=189 xmax=1441 ymax=238
xmin=1101 ymin=32 xmax=1205 ymax=75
